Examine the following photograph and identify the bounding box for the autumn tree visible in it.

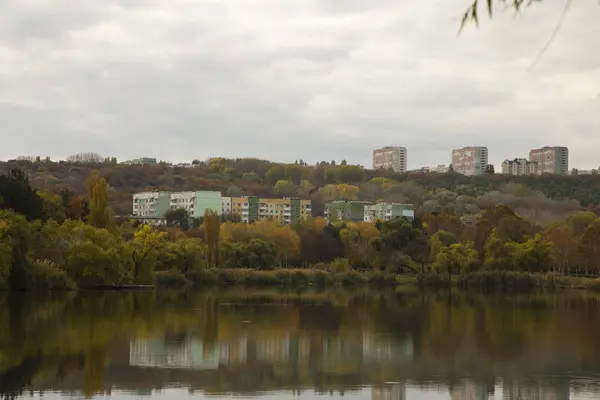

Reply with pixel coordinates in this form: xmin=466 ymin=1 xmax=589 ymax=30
xmin=125 ymin=224 xmax=168 ymax=282
xmin=433 ymin=242 xmax=479 ymax=281
xmin=274 ymin=180 xmax=296 ymax=196
xmin=38 ymin=189 xmax=66 ymax=223
xmin=0 ymin=210 xmax=31 ymax=289
xmin=204 ymin=209 xmax=221 ymax=268
xmin=266 ymin=166 xmax=285 ymax=186
xmin=87 ymin=177 xmax=112 ymax=229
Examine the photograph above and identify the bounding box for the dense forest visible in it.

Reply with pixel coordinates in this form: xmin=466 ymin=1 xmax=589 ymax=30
xmin=2 ymin=157 xmax=600 ymax=224
xmin=4 ymin=161 xmax=600 ymax=291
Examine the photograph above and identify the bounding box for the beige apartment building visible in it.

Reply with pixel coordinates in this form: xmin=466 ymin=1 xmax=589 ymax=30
xmin=501 ymin=158 xmax=538 ymax=175
xmin=372 ymin=146 xmax=407 ymax=173
xmin=230 ymin=196 xmax=311 ymax=224
xmin=451 ymin=146 xmax=488 ymax=176
xmin=529 ymin=146 xmax=569 ymax=175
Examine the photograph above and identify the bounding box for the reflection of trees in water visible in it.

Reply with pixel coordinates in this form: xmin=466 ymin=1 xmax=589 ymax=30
xmin=2 ymin=290 xmax=600 ymax=397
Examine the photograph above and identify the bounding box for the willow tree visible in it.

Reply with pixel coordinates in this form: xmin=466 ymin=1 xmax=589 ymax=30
xmin=461 ymin=0 xmax=543 ymax=29
xmin=203 ymin=210 xmax=221 ymax=268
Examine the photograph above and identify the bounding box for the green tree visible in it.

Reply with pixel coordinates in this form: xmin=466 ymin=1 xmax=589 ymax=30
xmin=87 ymin=178 xmax=112 ymax=229
xmin=374 ymin=217 xmax=428 ymax=271
xmin=221 ymin=238 xmax=278 ymax=269
xmin=165 ymin=207 xmax=190 ymax=229
xmin=125 ymin=224 xmax=168 ymax=282
xmin=37 ymin=189 xmax=66 ymax=223
xmin=0 ymin=168 xmax=45 ymax=221
xmin=433 ymin=242 xmax=479 ymax=281
xmin=0 ymin=210 xmax=32 ymax=290
xmin=429 ymin=230 xmax=458 ymax=263
xmin=266 ymin=166 xmax=285 ymax=186
xmin=203 ymin=210 xmax=220 ymax=268
xmin=241 ymin=171 xmax=261 ymax=183
xmin=274 ymin=180 xmax=296 ymax=196
xmin=284 ymin=164 xmax=303 ymax=185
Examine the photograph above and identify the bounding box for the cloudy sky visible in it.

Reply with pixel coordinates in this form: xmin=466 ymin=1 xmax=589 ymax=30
xmin=2 ymin=0 xmax=599 ymax=169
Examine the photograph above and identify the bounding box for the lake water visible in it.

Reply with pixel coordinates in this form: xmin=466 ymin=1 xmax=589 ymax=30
xmin=2 ymin=288 xmax=600 ymax=399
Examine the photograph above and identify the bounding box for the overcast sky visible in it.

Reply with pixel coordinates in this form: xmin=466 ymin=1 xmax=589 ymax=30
xmin=2 ymin=0 xmax=599 ymax=169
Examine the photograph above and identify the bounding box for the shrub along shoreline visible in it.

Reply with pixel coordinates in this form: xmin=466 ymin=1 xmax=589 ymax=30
xmin=154 ymin=268 xmax=600 ymax=292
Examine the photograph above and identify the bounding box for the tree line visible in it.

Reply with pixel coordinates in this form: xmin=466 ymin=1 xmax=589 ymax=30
xmin=3 ymin=167 xmax=600 ymax=290
xmin=2 ymin=157 xmax=600 ymax=223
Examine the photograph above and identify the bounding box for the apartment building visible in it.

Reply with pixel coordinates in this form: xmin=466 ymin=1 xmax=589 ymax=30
xmin=132 ymin=190 xmax=221 ymax=218
xmin=133 ymin=191 xmax=171 ymax=218
xmin=221 ymin=197 xmax=232 ymax=216
xmin=501 ymin=158 xmax=538 ymax=176
xmin=433 ymin=164 xmax=450 ymax=173
xmin=408 ymin=165 xmax=449 ymax=174
xmin=169 ymin=191 xmax=222 ymax=217
xmin=122 ymin=157 xmax=157 ymax=165
xmin=363 ymin=203 xmax=414 ymax=222
xmin=372 ymin=146 xmax=407 ymax=173
xmin=573 ymin=169 xmax=597 ymax=175
xmin=529 ymin=146 xmax=569 ymax=175
xmin=451 ymin=146 xmax=488 ymax=176
xmin=230 ymin=196 xmax=311 ymax=224
xmin=324 ymin=200 xmax=372 ymax=222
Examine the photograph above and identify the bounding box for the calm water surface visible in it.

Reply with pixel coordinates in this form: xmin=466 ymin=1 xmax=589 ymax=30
xmin=2 ymin=288 xmax=600 ymax=399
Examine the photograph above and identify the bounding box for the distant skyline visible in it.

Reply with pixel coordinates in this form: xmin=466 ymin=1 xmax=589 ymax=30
xmin=2 ymin=1 xmax=599 ymax=169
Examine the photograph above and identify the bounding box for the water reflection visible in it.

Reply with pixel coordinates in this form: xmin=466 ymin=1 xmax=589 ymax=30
xmin=1 ymin=289 xmax=600 ymax=399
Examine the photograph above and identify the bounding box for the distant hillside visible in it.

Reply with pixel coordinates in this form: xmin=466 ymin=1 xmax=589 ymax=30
xmin=1 ymin=158 xmax=598 ymax=222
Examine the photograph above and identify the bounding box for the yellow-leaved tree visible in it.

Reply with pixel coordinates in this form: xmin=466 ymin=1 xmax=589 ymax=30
xmin=125 ymin=224 xmax=168 ymax=283
xmin=203 ymin=210 xmax=221 ymax=268
xmin=87 ymin=173 xmax=113 ymax=230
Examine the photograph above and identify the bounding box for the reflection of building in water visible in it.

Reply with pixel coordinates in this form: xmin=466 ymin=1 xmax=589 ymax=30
xmin=503 ymin=382 xmax=570 ymax=400
xmin=372 ymin=383 xmax=406 ymax=400
xmin=255 ymin=334 xmax=290 ymax=364
xmin=362 ymin=333 xmax=413 ymax=363
xmin=323 ymin=334 xmax=363 ymax=371
xmin=451 ymin=381 xmax=491 ymax=400
xmin=129 ymin=336 xmax=219 ymax=370
xmin=219 ymin=335 xmax=248 ymax=366
xmin=298 ymin=335 xmax=310 ymax=362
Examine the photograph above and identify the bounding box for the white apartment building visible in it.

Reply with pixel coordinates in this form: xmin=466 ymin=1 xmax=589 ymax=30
xmin=132 ymin=190 xmax=222 ymax=219
xmin=451 ymin=146 xmax=488 ymax=176
xmin=132 ymin=191 xmax=171 ymax=218
xmin=433 ymin=164 xmax=449 ymax=173
xmin=501 ymin=158 xmax=538 ymax=176
xmin=169 ymin=191 xmax=197 ymax=215
xmin=573 ymin=169 xmax=596 ymax=175
xmin=221 ymin=197 xmax=232 ymax=216
xmin=363 ymin=203 xmax=415 ymax=222
xmin=529 ymin=146 xmax=569 ymax=175
xmin=373 ymin=146 xmax=407 ymax=173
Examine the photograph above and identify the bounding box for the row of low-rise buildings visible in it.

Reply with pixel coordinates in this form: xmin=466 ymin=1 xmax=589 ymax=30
xmin=373 ymin=145 xmax=570 ymax=177
xmin=133 ymin=191 xmax=414 ymax=225
xmin=502 ymin=146 xmax=569 ymax=176
xmin=132 ymin=190 xmax=311 ymax=224
xmin=325 ymin=200 xmax=415 ymax=223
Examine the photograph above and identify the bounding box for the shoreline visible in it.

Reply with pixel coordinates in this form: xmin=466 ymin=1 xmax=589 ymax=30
xmin=3 ymin=269 xmax=600 ymax=292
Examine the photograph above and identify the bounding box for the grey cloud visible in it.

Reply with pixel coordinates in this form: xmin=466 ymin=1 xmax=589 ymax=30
xmin=1 ymin=0 xmax=599 ymax=170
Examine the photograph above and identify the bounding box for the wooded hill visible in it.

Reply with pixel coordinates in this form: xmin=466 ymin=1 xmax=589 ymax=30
xmin=1 ymin=157 xmax=599 ymax=223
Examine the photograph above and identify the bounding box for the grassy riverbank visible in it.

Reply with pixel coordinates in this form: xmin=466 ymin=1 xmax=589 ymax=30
xmin=153 ymin=268 xmax=600 ymax=292
xmin=157 ymin=268 xmax=401 ymax=289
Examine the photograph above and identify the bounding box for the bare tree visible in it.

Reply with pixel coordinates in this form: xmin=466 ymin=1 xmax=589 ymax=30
xmin=66 ymin=152 xmax=103 ymax=164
